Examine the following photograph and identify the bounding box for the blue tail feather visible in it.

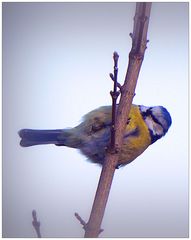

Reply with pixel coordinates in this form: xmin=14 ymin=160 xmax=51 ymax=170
xmin=19 ymin=129 xmax=62 ymax=147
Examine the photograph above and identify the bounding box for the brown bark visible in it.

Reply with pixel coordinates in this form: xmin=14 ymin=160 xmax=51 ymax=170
xmin=84 ymin=3 xmax=152 ymax=237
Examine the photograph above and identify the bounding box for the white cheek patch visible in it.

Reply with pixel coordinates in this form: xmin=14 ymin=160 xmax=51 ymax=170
xmin=145 ymin=116 xmax=164 ymax=136
xmin=151 ymin=108 xmax=168 ymax=130
xmin=157 ymin=116 xmax=168 ymax=130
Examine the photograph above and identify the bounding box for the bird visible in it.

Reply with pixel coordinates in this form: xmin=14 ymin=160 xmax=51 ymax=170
xmin=18 ymin=104 xmax=172 ymax=168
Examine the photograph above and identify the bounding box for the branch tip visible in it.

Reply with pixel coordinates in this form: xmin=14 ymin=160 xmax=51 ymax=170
xmin=32 ymin=209 xmax=41 ymax=238
xmin=113 ymin=52 xmax=119 ymax=68
xmin=113 ymin=51 xmax=119 ymax=60
xmin=109 ymin=73 xmax=114 ymax=80
xmin=32 ymin=210 xmax=36 ymax=218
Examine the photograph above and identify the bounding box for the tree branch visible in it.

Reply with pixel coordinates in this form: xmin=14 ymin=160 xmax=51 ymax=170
xmin=84 ymin=3 xmax=152 ymax=238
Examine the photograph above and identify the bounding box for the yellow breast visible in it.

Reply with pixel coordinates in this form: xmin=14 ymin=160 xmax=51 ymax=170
xmin=119 ymin=105 xmax=151 ymax=165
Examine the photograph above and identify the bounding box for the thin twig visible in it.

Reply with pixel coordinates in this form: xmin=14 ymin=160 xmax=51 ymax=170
xmin=32 ymin=210 xmax=41 ymax=238
xmin=109 ymin=51 xmax=120 ymax=151
xmin=75 ymin=53 xmax=120 ymax=236
xmin=74 ymin=212 xmax=103 ymax=234
xmin=74 ymin=212 xmax=87 ymax=230
xmin=84 ymin=3 xmax=152 ymax=238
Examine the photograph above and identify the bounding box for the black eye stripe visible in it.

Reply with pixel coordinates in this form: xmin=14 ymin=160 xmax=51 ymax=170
xmin=140 ymin=107 xmax=164 ymax=129
xmin=150 ymin=112 xmax=163 ymax=128
xmin=141 ymin=108 xmax=152 ymax=118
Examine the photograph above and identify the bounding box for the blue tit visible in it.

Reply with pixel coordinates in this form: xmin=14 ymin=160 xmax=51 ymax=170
xmin=19 ymin=104 xmax=172 ymax=167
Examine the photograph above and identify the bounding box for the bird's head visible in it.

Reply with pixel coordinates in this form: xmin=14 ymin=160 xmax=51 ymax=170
xmin=139 ymin=105 xmax=172 ymax=144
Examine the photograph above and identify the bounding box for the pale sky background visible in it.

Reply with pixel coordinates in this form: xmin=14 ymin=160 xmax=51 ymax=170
xmin=2 ymin=2 xmax=188 ymax=238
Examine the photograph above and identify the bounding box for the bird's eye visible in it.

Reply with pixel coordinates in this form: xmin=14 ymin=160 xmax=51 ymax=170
xmin=142 ymin=109 xmax=152 ymax=118
xmin=141 ymin=111 xmax=147 ymax=118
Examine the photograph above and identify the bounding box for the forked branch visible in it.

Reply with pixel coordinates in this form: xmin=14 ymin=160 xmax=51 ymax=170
xmin=82 ymin=3 xmax=152 ymax=237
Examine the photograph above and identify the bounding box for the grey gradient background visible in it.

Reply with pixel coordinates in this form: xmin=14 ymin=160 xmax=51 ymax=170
xmin=2 ymin=2 xmax=188 ymax=237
